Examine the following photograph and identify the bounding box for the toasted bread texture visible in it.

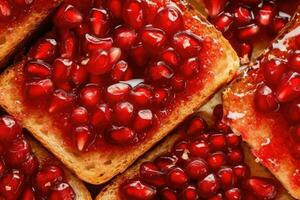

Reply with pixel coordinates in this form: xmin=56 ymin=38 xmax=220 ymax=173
xmin=0 ymin=0 xmax=239 ymax=184
xmin=0 ymin=0 xmax=62 ymax=67
xmin=29 ymin=137 xmax=92 ymax=200
xmin=223 ymin=11 xmax=300 ymax=199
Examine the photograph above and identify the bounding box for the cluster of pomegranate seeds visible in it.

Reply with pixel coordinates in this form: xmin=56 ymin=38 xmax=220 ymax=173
xmin=22 ymin=0 xmax=209 ymax=151
xmin=203 ymin=0 xmax=299 ymax=61
xmin=254 ymin=33 xmax=300 ymax=159
xmin=120 ymin=105 xmax=278 ymax=200
xmin=0 ymin=115 xmax=75 ymax=200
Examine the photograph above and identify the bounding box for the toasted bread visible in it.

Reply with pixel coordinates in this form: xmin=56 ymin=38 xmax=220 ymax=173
xmin=29 ymin=137 xmax=92 ymax=200
xmin=0 ymin=0 xmax=239 ymax=184
xmin=0 ymin=0 xmax=62 ymax=67
xmin=223 ymin=10 xmax=300 ymax=199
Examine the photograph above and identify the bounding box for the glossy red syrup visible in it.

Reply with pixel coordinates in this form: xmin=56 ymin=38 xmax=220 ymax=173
xmin=19 ymin=0 xmax=220 ymax=152
xmin=0 ymin=115 xmax=75 ymax=200
xmin=119 ymin=106 xmax=280 ymax=200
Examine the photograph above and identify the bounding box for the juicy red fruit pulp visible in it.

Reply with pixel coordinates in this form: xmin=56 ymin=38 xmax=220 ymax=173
xmin=203 ymin=0 xmax=299 ymax=61
xmin=22 ymin=0 xmax=211 ymax=152
xmin=120 ymin=105 xmax=279 ymax=200
xmin=0 ymin=116 xmax=75 ymax=200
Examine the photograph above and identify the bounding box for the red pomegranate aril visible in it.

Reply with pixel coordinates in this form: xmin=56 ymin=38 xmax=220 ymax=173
xmin=113 ymin=101 xmax=134 ymax=125
xmin=75 ymin=23 xmax=90 ymax=37
xmin=210 ymin=134 xmax=227 ymax=150
xmin=153 ymin=87 xmax=170 ymax=106
xmin=180 ymin=58 xmax=201 ymax=79
xmin=254 ymin=84 xmax=279 ymax=112
xmin=49 ymin=182 xmax=75 ymax=200
xmin=154 ymin=155 xmax=178 ymax=172
xmin=105 ymin=82 xmax=131 ymax=104
xmin=25 ymin=61 xmax=51 ymax=79
xmin=295 ymin=35 xmax=300 ymax=48
xmin=48 ymin=90 xmax=74 ymax=113
xmin=189 ymin=140 xmax=211 ymax=158
xmin=107 ymin=0 xmax=122 ymax=18
xmin=207 ymin=152 xmax=226 ymax=170
xmin=289 ymin=53 xmax=300 ymax=73
xmin=80 ymin=85 xmax=102 ymax=108
xmin=59 ymin=31 xmax=77 ymax=59
xmin=276 ymin=72 xmax=300 ymax=102
xmin=159 ymin=187 xmax=177 ymax=200
xmin=256 ymin=4 xmax=276 ymax=26
xmin=21 ymin=187 xmax=35 ymax=200
xmin=122 ymin=0 xmax=144 ymax=29
xmin=239 ymin=43 xmax=253 ymax=59
xmin=293 ymin=126 xmax=300 ymax=141
xmin=114 ymin=26 xmax=137 ymax=50
xmin=245 ymin=177 xmax=278 ymax=200
xmin=141 ymin=27 xmax=167 ymax=52
xmin=173 ymin=140 xmax=189 ymax=157
xmin=54 ymin=4 xmax=83 ymax=28
xmin=0 ymin=116 xmax=21 ymax=143
xmin=172 ymin=32 xmax=202 ymax=58
xmin=111 ymin=60 xmax=133 ymax=82
xmin=122 ymin=180 xmax=156 ymax=200
xmin=154 ymin=7 xmax=184 ymax=35
xmin=107 ymin=127 xmax=136 ymax=145
xmin=133 ymin=109 xmax=153 ymax=132
xmin=26 ymin=79 xmax=54 ymax=99
xmin=71 ymin=107 xmax=88 ymax=125
xmin=0 ymin=160 xmax=5 ymax=177
xmin=271 ymin=15 xmax=289 ymax=34
xmin=233 ymin=164 xmax=250 ymax=181
xmin=20 ymin=154 xmax=38 ymax=175
xmin=130 ymin=84 xmax=153 ymax=107
xmin=181 ymin=185 xmax=198 ymax=200
xmin=0 ymin=169 xmax=24 ymax=200
xmin=91 ymin=104 xmax=112 ymax=128
xmin=7 ymin=138 xmax=31 ymax=166
xmin=283 ymin=100 xmax=300 ymax=123
xmin=167 ymin=167 xmax=189 ymax=189
xmin=53 ymin=58 xmax=73 ymax=83
xmin=224 ymin=188 xmax=241 ymax=200
xmin=186 ymin=117 xmax=207 ymax=136
xmin=71 ymin=64 xmax=88 ymax=86
xmin=216 ymin=120 xmax=231 ymax=133
xmin=35 ymin=165 xmax=64 ymax=193
xmin=226 ymin=133 xmax=241 ymax=148
xmin=171 ymin=74 xmax=186 ymax=92
xmin=203 ymin=0 xmax=227 ymax=17
xmin=217 ymin=167 xmax=237 ymax=189
xmin=213 ymin=13 xmax=233 ymax=33
xmin=227 ymin=149 xmax=244 ymax=164
xmin=130 ymin=43 xmax=149 ymax=67
xmin=185 ymin=159 xmax=209 ymax=180
xmin=30 ymin=38 xmax=57 ymax=62
xmin=140 ymin=162 xmax=166 ymax=187
xmin=197 ymin=173 xmax=220 ymax=198
xmin=233 ymin=7 xmax=252 ymax=26
xmin=161 ymin=48 xmax=180 ymax=67
xmin=73 ymin=126 xmax=91 ymax=151
xmin=0 ymin=0 xmax=11 ymax=19
xmin=262 ymin=59 xmax=287 ymax=87
xmin=89 ymin=8 xmax=110 ymax=37
xmin=237 ymin=24 xmax=259 ymax=40
xmin=85 ymin=50 xmax=111 ymax=75
xmin=209 ymin=194 xmax=223 ymax=200
xmin=141 ymin=0 xmax=159 ymax=24
xmin=83 ymin=34 xmax=113 ymax=53
xmin=148 ymin=61 xmax=174 ymax=84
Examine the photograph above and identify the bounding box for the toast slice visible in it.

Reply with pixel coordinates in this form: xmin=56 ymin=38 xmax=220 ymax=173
xmin=29 ymin=137 xmax=92 ymax=200
xmin=0 ymin=0 xmax=239 ymax=184
xmin=223 ymin=10 xmax=300 ymax=199
xmin=96 ymin=106 xmax=293 ymax=200
xmin=0 ymin=0 xmax=62 ymax=67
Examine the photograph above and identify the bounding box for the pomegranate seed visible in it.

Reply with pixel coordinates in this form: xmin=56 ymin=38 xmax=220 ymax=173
xmin=133 ymin=109 xmax=153 ymax=131
xmin=254 ymin=84 xmax=279 ymax=112
xmin=35 ymin=165 xmax=64 ymax=193
xmin=171 ymin=74 xmax=186 ymax=92
xmin=167 ymin=167 xmax=189 ymax=189
xmin=217 ymin=167 xmax=237 ymax=189
xmin=49 ymin=183 xmax=75 ymax=200
xmin=73 ymin=126 xmax=91 ymax=151
xmin=154 ymin=155 xmax=178 ymax=172
xmin=107 ymin=127 xmax=136 ymax=145
xmin=256 ymin=4 xmax=275 ymax=26
xmin=181 ymin=185 xmax=198 ymax=200
xmin=173 ymin=140 xmax=189 ymax=158
xmin=48 ymin=90 xmax=74 ymax=113
xmin=30 ymin=38 xmax=57 ymax=62
xmin=59 ymin=31 xmax=77 ymax=59
xmin=105 ymin=83 xmax=131 ymax=104
xmin=186 ymin=117 xmax=207 ymax=136
xmin=147 ymin=61 xmax=174 ymax=84
xmin=24 ymin=61 xmax=51 ymax=78
xmin=130 ymin=84 xmax=153 ymax=107
xmin=289 ymin=53 xmax=300 ymax=73
xmin=80 ymin=85 xmax=102 ymax=108
xmin=89 ymin=8 xmax=110 ymax=36
xmin=122 ymin=0 xmax=144 ymax=29
xmin=227 ymin=149 xmax=244 ymax=164
xmin=197 ymin=173 xmax=220 ymax=198
xmin=233 ymin=164 xmax=250 ymax=181
xmin=189 ymin=140 xmax=210 ymax=158
xmin=160 ymin=48 xmax=180 ymax=67
xmin=141 ymin=27 xmax=167 ymax=52
xmin=140 ymin=162 xmax=166 ymax=187
xmin=153 ymin=87 xmax=170 ymax=106
xmin=262 ymin=59 xmax=287 ymax=87
xmin=141 ymin=0 xmax=159 ymax=24
xmin=185 ymin=159 xmax=209 ymax=180
xmin=292 ymin=126 xmax=300 ymax=142
xmin=54 ymin=4 xmax=83 ymax=28
xmin=295 ymin=35 xmax=300 ymax=48
xmin=107 ymin=0 xmax=122 ymax=18
xmin=203 ymin=0 xmax=227 ymax=17
xmin=113 ymin=101 xmax=134 ymax=125
xmin=172 ymin=31 xmax=202 ymax=58
xmin=237 ymin=24 xmax=259 ymax=40
xmin=180 ymin=58 xmax=201 ymax=79
xmin=26 ymin=79 xmax=54 ymax=99
xmin=276 ymin=72 xmax=300 ymax=102
xmin=21 ymin=187 xmax=35 ymax=200
xmin=0 ymin=116 xmax=21 ymax=144
xmin=272 ymin=16 xmax=288 ymax=33
xmin=245 ymin=177 xmax=278 ymax=199
xmin=0 ymin=160 xmax=5 ymax=177
xmin=85 ymin=50 xmax=112 ymax=75
xmin=213 ymin=13 xmax=233 ymax=32
xmin=239 ymin=43 xmax=253 ymax=59
xmin=292 ymin=143 xmax=300 ymax=159
xmin=122 ymin=180 xmax=156 ymax=200
xmin=154 ymin=6 xmax=183 ymax=35
xmin=210 ymin=134 xmax=227 ymax=150
xmin=20 ymin=154 xmax=39 ymax=175
xmin=52 ymin=58 xmax=73 ymax=84
xmin=114 ymin=26 xmax=137 ymax=50
xmin=226 ymin=133 xmax=242 ymax=148
xmin=233 ymin=7 xmax=252 ymax=26
xmin=130 ymin=43 xmax=149 ymax=66
xmin=224 ymin=188 xmax=241 ymax=200
xmin=70 ymin=64 xmax=88 ymax=86
xmin=91 ymin=104 xmax=112 ymax=128
xmin=75 ymin=23 xmax=89 ymax=37
xmin=208 ymin=194 xmax=223 ymax=200
xmin=71 ymin=106 xmax=88 ymax=125
xmin=111 ymin=60 xmax=133 ymax=82
xmin=0 ymin=170 xmax=24 ymax=200
xmin=216 ymin=121 xmax=231 ymax=133
xmin=83 ymin=34 xmax=113 ymax=53
xmin=207 ymin=152 xmax=226 ymax=170
xmin=159 ymin=187 xmax=177 ymax=200
xmin=0 ymin=0 xmax=11 ymax=19
xmin=7 ymin=138 xmax=31 ymax=166
xmin=283 ymin=100 xmax=300 ymax=123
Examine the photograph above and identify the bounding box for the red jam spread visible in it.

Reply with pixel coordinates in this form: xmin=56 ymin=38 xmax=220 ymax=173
xmin=203 ymin=0 xmax=300 ymax=61
xmin=0 ymin=115 xmax=75 ymax=200
xmin=119 ymin=105 xmax=280 ymax=200
xmin=19 ymin=0 xmax=221 ymax=152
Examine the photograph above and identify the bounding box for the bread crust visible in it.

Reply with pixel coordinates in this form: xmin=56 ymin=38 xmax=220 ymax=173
xmin=223 ymin=10 xmax=300 ymax=199
xmin=0 ymin=0 xmax=239 ymax=184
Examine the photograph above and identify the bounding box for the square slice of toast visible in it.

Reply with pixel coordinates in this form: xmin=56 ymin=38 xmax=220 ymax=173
xmin=0 ymin=0 xmax=239 ymax=184
xmin=223 ymin=10 xmax=300 ymax=199
xmin=0 ymin=0 xmax=62 ymax=67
